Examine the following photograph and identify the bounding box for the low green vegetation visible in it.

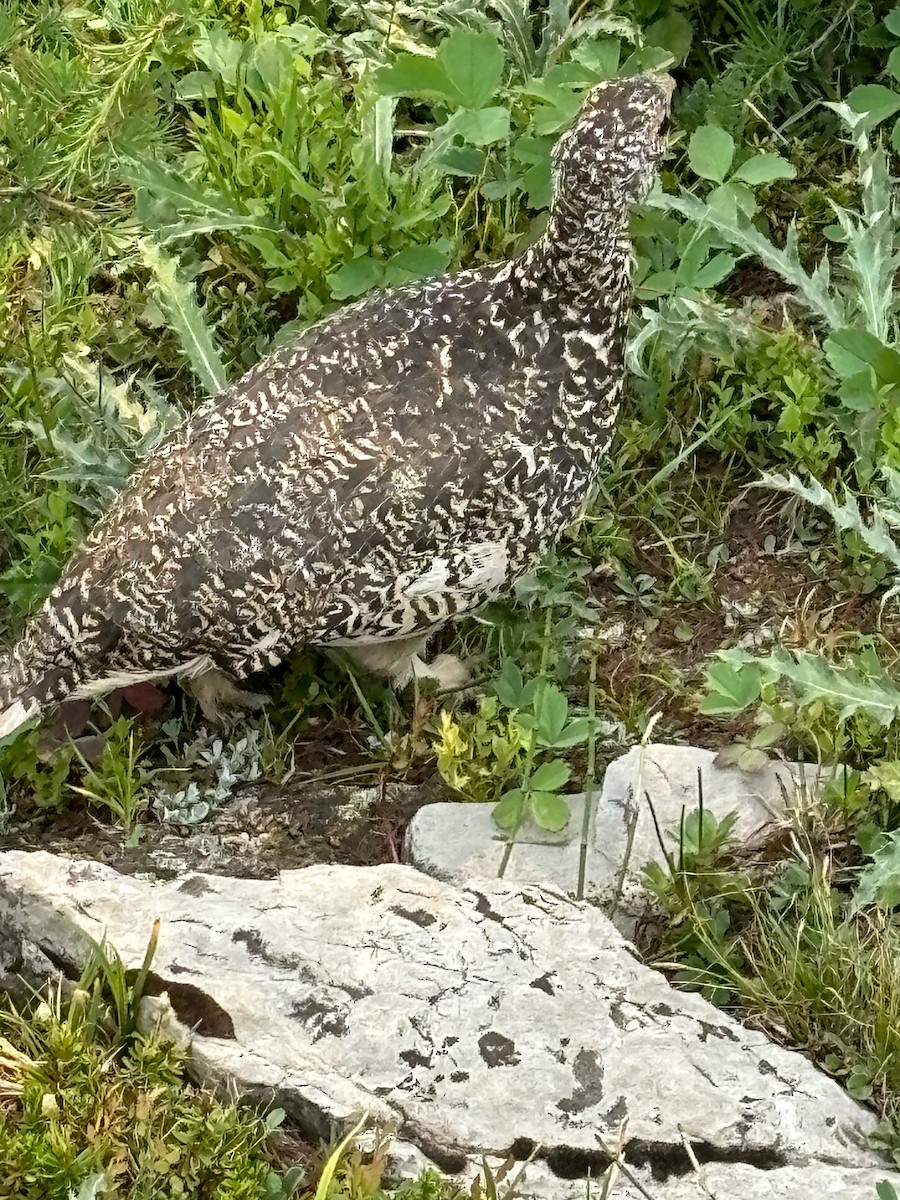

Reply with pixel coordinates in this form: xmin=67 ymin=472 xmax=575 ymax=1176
xmin=0 ymin=929 xmax=472 ymax=1200
xmin=11 ymin=0 xmax=900 ymax=1192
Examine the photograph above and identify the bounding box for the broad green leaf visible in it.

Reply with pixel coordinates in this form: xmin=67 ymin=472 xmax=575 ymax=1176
xmin=620 ymin=45 xmax=674 ymax=75
xmin=893 ymin=116 xmax=900 ymax=154
xmin=853 ymin=830 xmax=900 ymax=911
xmin=175 ymin=69 xmax=215 ymax=100
xmin=680 ymin=809 xmax=723 ymax=856
xmin=71 ymin=1173 xmax=110 ymax=1200
xmin=388 ymin=244 xmax=450 ymax=277
xmin=327 ymin=257 xmax=384 ymax=300
xmin=691 ymin=253 xmax=736 ymax=289
xmin=193 ymin=26 xmax=242 ymax=85
xmin=751 ymin=721 xmax=785 ymax=748
xmin=887 ymin=8 xmax=900 ymax=36
xmin=139 ymin=241 xmax=226 ymax=397
xmin=493 ymin=789 xmax=526 ymax=830
xmin=513 ymin=135 xmax=555 ymax=164
xmin=435 ymin=146 xmax=487 ymax=177
xmin=688 ymin=125 xmax=734 ymax=183
xmin=824 ymin=328 xmax=900 ymax=384
xmin=530 ymin=790 xmax=570 ymax=832
xmin=890 ymin=45 xmax=900 ymax=84
xmin=534 ymin=684 xmax=568 ymax=744
xmin=438 ymin=29 xmax=504 ymax=110
xmin=732 ymin=154 xmax=796 ymax=185
xmin=493 ymin=660 xmax=538 ymax=710
xmin=544 ymin=717 xmax=592 ymax=749
xmin=877 ymin=1179 xmax=899 ymax=1200
xmin=644 ymin=12 xmax=693 ymax=64
xmin=846 ymin=84 xmax=900 ymax=127
xmin=454 ymin=105 xmax=510 ymax=145
xmin=699 ymin=661 xmax=762 ymax=715
xmin=524 ymin=160 xmax=552 ymax=208
xmin=374 ymin=54 xmax=458 ymax=102
xmin=570 ymin=36 xmax=621 ymax=78
xmin=530 ymin=760 xmax=570 ymax=792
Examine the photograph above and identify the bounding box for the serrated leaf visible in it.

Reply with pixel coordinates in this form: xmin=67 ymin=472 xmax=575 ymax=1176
xmin=714 ymin=743 xmax=770 ymax=773
xmin=688 ymin=125 xmax=734 ymax=183
xmin=529 ymin=790 xmax=570 ymax=832
xmin=846 ymin=84 xmax=900 ymax=126
xmin=760 ymin=472 xmax=900 ymax=576
xmin=139 ymin=241 xmax=225 ymax=397
xmin=732 ymin=154 xmax=796 ymax=185
xmin=493 ymin=660 xmax=539 ymax=710
xmin=534 ymin=685 xmax=568 ymax=744
xmin=493 ymin=789 xmax=526 ymax=830
xmin=454 ymin=105 xmax=510 ymax=145
xmin=530 ymin=760 xmax=570 ymax=792
xmin=647 ymin=189 xmax=846 ymax=328
xmin=438 ymin=29 xmax=504 ymax=110
xmin=760 ymin=648 xmax=900 ymax=726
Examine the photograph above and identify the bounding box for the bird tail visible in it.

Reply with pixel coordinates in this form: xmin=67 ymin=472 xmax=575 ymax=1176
xmin=0 ymin=617 xmax=81 ymax=742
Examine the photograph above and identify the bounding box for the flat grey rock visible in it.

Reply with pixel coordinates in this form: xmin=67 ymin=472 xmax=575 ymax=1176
xmin=0 ymin=850 xmax=892 ymax=1200
xmin=405 ymin=745 xmax=820 ymax=928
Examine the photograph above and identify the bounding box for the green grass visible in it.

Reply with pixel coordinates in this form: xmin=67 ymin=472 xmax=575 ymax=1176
xmin=12 ymin=0 xmax=900 ymax=1191
xmin=0 ymin=928 xmax=472 ymax=1200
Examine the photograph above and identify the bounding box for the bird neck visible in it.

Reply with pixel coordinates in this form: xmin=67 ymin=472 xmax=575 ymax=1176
xmin=514 ymin=194 xmax=632 ymax=310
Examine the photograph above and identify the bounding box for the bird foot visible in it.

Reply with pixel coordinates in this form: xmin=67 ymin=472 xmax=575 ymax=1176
xmin=340 ymin=638 xmax=470 ymax=693
xmin=182 ymin=668 xmax=269 ymax=727
xmin=409 ymin=653 xmax=471 ymax=691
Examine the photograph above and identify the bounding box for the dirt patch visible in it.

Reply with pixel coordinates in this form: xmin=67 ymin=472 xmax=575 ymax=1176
xmin=0 ymin=775 xmax=450 ymax=879
xmin=588 ymin=490 xmax=894 ymax=748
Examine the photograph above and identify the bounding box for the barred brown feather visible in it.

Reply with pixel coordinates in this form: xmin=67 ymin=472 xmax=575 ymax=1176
xmin=0 ymin=73 xmax=671 ymax=737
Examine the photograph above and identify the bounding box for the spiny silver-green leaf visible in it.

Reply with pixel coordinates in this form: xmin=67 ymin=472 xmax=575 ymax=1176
xmin=139 ymin=240 xmax=227 ymax=397
xmin=758 ymin=649 xmax=900 ymax=726
xmin=647 ymin=189 xmax=846 ymax=329
xmin=760 ymin=471 xmax=900 ymax=576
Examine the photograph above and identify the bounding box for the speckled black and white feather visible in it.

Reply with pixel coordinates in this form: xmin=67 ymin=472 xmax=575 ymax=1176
xmin=0 ymin=74 xmax=671 ymax=736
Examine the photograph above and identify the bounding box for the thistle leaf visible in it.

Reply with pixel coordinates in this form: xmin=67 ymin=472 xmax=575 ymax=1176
xmin=139 ymin=241 xmax=227 ymax=398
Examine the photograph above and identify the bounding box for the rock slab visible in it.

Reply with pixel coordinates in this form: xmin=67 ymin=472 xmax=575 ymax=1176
xmin=405 ymin=745 xmax=820 ymax=924
xmin=0 ymin=850 xmax=894 ymax=1200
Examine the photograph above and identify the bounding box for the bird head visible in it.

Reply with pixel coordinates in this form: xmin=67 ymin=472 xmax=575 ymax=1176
xmin=550 ymin=73 xmax=673 ymax=216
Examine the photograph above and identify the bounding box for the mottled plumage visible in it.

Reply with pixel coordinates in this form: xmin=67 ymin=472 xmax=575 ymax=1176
xmin=0 ymin=73 xmax=671 ymax=736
